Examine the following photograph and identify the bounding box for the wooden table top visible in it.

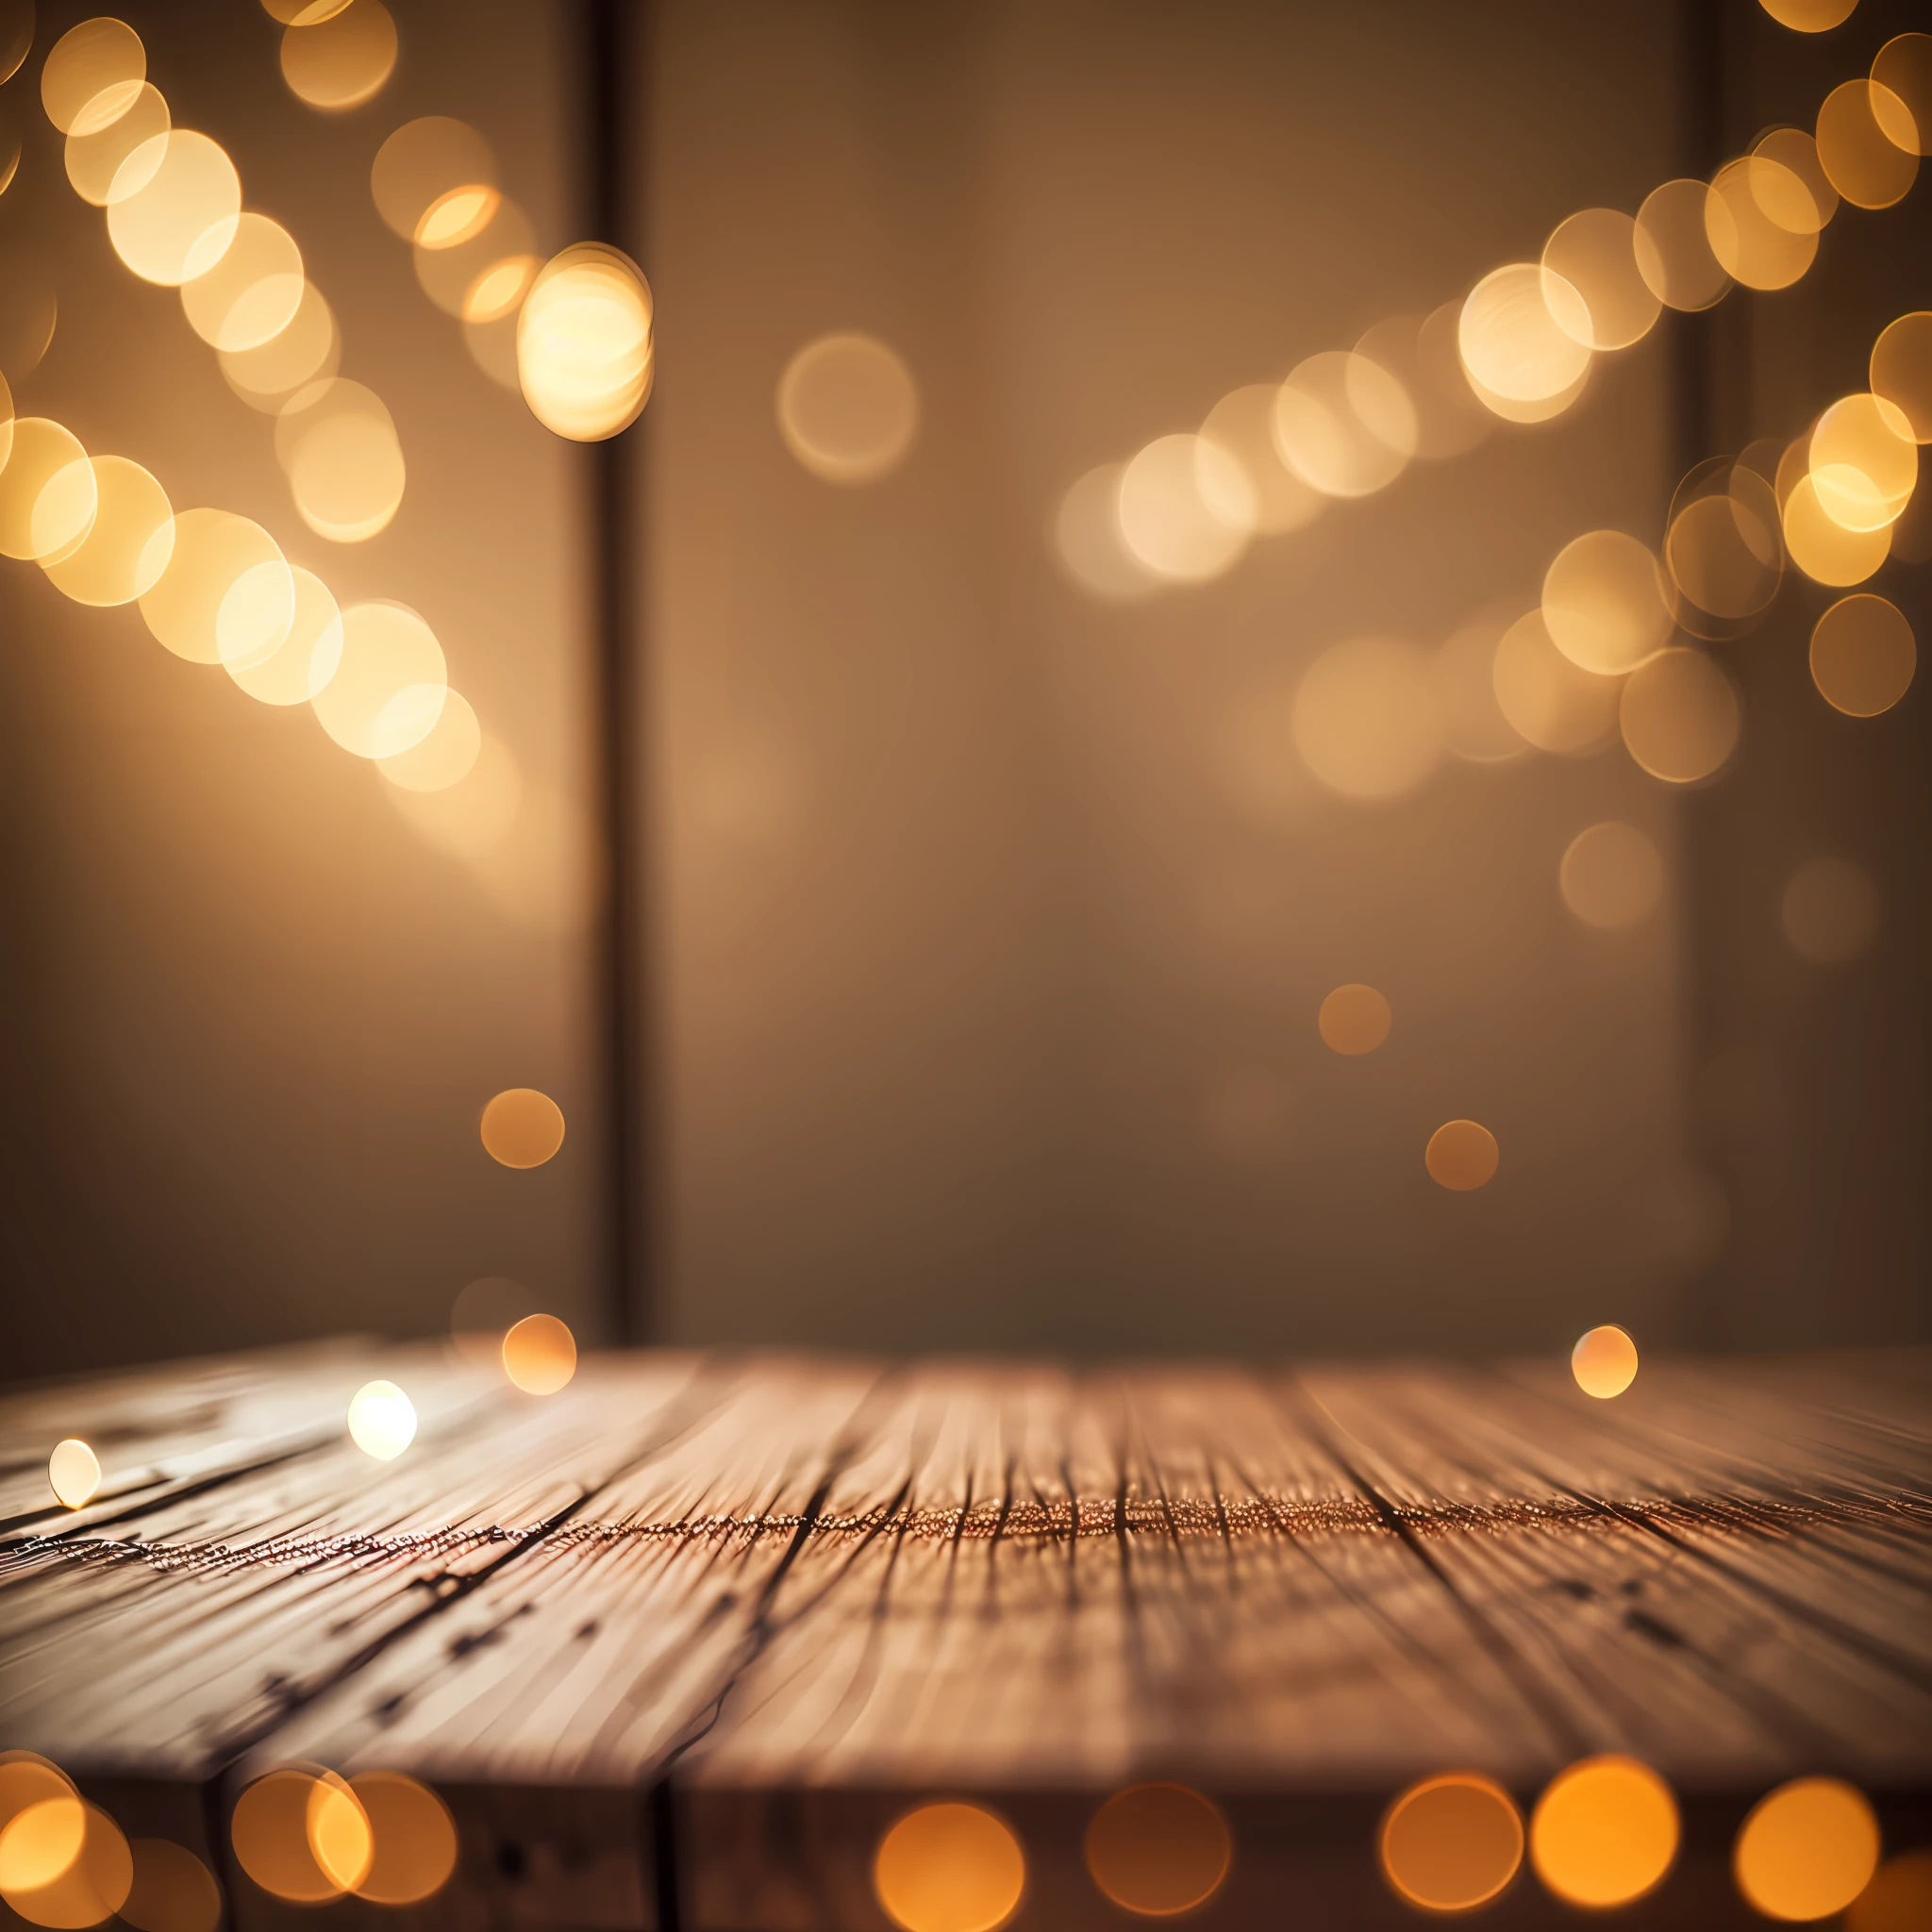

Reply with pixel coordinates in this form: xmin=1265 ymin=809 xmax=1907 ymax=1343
xmin=2 ymin=1344 xmax=1928 ymax=1930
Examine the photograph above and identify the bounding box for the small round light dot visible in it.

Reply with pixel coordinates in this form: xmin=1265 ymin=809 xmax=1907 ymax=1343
xmin=1380 ymin=1773 xmax=1524 ymax=1913
xmin=1809 ymin=593 xmax=1915 ymax=717
xmin=874 ymin=1804 xmax=1025 ymax=1932
xmin=1426 ymin=1120 xmax=1499 ymax=1191
xmin=1318 ymin=984 xmax=1392 ymax=1056
xmin=480 ymin=1088 xmax=566 ymax=1168
xmin=345 ymin=1381 xmax=416 ymax=1460
xmin=1572 ymin=1326 xmax=1641 ymax=1399
xmin=502 ymin=1314 xmax=577 ymax=1395
xmin=47 ymin=1440 xmax=101 ymax=1509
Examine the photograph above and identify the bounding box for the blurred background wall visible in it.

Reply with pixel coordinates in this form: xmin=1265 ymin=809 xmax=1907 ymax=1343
xmin=1 ymin=0 xmax=1925 ymax=1380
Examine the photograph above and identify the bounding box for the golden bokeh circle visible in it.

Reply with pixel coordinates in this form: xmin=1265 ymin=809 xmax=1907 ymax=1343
xmin=1319 ymin=984 xmax=1392 ymax=1056
xmin=346 ymin=1381 xmax=416 ymax=1461
xmin=1809 ymin=392 xmax=1918 ymax=532
xmin=1757 ymin=0 xmax=1856 ymax=26
xmin=1782 ymin=857 xmax=1880 ymax=965
xmin=1634 ymin=178 xmax=1732 ymax=312
xmin=1491 ymin=610 xmax=1623 ymax=756
xmin=776 ymin=332 xmax=920 ymax=486
xmin=1272 ymin=349 xmax=1416 ymax=498
xmin=372 ymin=117 xmax=497 ymax=242
xmin=345 ymin=1774 xmax=457 ymax=1906
xmin=280 ymin=0 xmax=398 ymax=112
xmin=231 ymin=1771 xmax=367 ymax=1905
xmin=1869 ymin=311 xmax=1932 ymax=442
xmin=227 ymin=566 xmax=342 ymax=708
xmin=1704 ymin=158 xmax=1818 ymax=291
xmin=1083 ymin=1785 xmax=1231 ymax=1917
xmin=1871 ymin=35 xmax=1932 ymax=158
xmin=40 ymin=457 xmax=174 ymax=607
xmin=311 ymin=602 xmax=446 ymax=758
xmin=481 ymin=1088 xmax=566 ymax=1169
xmin=64 ymin=81 xmax=168 ymax=207
xmin=181 ymin=213 xmax=304 ymax=353
xmin=0 ymin=419 xmax=96 ymax=563
xmin=46 ymin=1440 xmax=101 ymax=1510
xmin=1433 ymin=610 xmax=1529 ymax=764
xmin=502 ymin=1314 xmax=578 ymax=1395
xmin=1734 ymin=1778 xmax=1880 ymax=1922
xmin=1782 ymin=475 xmax=1890 ymax=585
xmin=1542 ymin=530 xmax=1673 ymax=675
xmin=874 ymin=1803 xmax=1025 ymax=1932
xmin=518 ymin=243 xmax=654 ymax=442
xmin=1292 ymin=636 xmax=1442 ymax=801
xmin=1378 ymin=1773 xmax=1523 ymax=1912
xmin=119 ymin=1841 xmax=221 ymax=1932
xmin=1201 ymin=384 xmax=1325 ymax=534
xmin=1559 ymin=822 xmax=1663 ymax=930
xmin=1426 ymin=1122 xmax=1499 ymax=1192
xmin=221 ymin=281 xmax=341 ymax=413
xmin=41 ymin=18 xmax=144 ymax=136
xmin=376 ymin=689 xmax=481 ymax=791
xmin=1665 ymin=460 xmax=1782 ymax=629
xmin=105 ymin=131 xmax=242 ymax=287
xmin=1815 ymin=81 xmax=1919 ymax=210
xmin=274 ymin=377 xmax=407 ymax=543
xmin=0 ymin=1801 xmax=132 ymax=1929
xmin=1531 ymin=1755 xmax=1675 ymax=1904
xmin=139 ymin=508 xmax=293 ymax=668
xmin=1619 ymin=647 xmax=1740 ymax=785
xmin=1117 ymin=434 xmax=1252 ymax=581
xmin=1810 ymin=595 xmax=1916 ymax=716
xmin=1054 ymin=464 xmax=1156 ymax=603
xmin=1459 ymin=263 xmax=1592 ymax=406
xmin=1572 ymin=1327 xmax=1641 ymax=1400
xmin=1541 ymin=208 xmax=1659 ymax=351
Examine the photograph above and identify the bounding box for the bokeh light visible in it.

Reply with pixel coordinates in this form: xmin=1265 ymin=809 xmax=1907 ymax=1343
xmin=517 ymin=243 xmax=654 ymax=441
xmin=1809 ymin=594 xmax=1916 ymax=716
xmin=1319 ymin=983 xmax=1391 ymax=1056
xmin=345 ymin=1774 xmax=457 ymax=1907
xmin=1665 ymin=458 xmax=1783 ymax=632
xmin=501 ymin=1313 xmax=577 ymax=1395
xmin=1635 ymin=177 xmax=1733 ymax=312
xmin=1572 ymin=1326 xmax=1641 ymax=1399
xmin=413 ymin=194 xmax=535 ymax=320
xmin=1272 ymin=349 xmax=1416 ymax=497
xmin=119 ymin=1841 xmax=221 ymax=1932
xmin=1083 ymin=1785 xmax=1231 ymax=1917
xmin=40 ymin=17 xmax=143 ymax=136
xmin=0 ymin=1800 xmax=131 ymax=1929
xmin=1560 ymin=822 xmax=1663 ymax=929
xmin=1433 ymin=610 xmax=1529 ymax=763
xmin=1619 ymin=646 xmax=1740 ymax=784
xmin=874 ymin=1803 xmax=1025 ymax=1932
xmin=376 ymin=688 xmax=481 ymax=791
xmin=1847 ymin=1851 xmax=1932 ymax=1932
xmin=105 ymin=130 xmax=242 ymax=286
xmin=1116 ymin=433 xmax=1252 ymax=581
xmin=1378 ymin=1773 xmax=1523 ymax=1912
xmin=1757 ymin=0 xmax=1856 ymax=27
xmin=1531 ymin=1755 xmax=1675 ymax=1903
xmin=1815 ymin=80 xmax=1918 ymax=209
xmin=1869 ymin=311 xmax=1932 ymax=441
xmin=0 ymin=419 xmax=95 ymax=562
xmin=371 ymin=117 xmax=497 ymax=243
xmin=1782 ymin=475 xmax=1890 ymax=585
xmin=0 ymin=1759 xmax=75 ymax=1841
xmin=1781 ymin=857 xmax=1880 ymax=965
xmin=231 ymin=1771 xmax=367 ymax=1904
xmin=227 ymin=565 xmax=342 ymax=707
xmin=1459 ymin=262 xmax=1592 ymax=411
xmin=1200 ymin=383 xmax=1324 ymax=534
xmin=480 ymin=1088 xmax=566 ymax=1168
xmin=776 ymin=331 xmax=919 ymax=485
xmin=450 ymin=1276 xmax=538 ymax=1365
xmin=1734 ymin=1778 xmax=1880 ymax=1922
xmin=310 ymin=601 xmax=447 ymax=758
xmin=1359 ymin=305 xmax=1493 ymax=459
xmin=40 ymin=457 xmax=174 ymax=606
xmin=1292 ymin=636 xmax=1442 ymax=800
xmin=1704 ymin=158 xmax=1818 ymax=291
xmin=220 ymin=281 xmax=341 ymax=412
xmin=1808 ymin=392 xmax=1917 ymax=532
xmin=1542 ymin=530 xmax=1673 ymax=675
xmin=1491 ymin=609 xmax=1624 ymax=755
xmin=280 ymin=0 xmax=397 ymax=112
xmin=180 ymin=212 xmax=304 ymax=352
xmin=1426 ymin=1121 xmax=1499 ymax=1192
xmin=274 ymin=377 xmax=407 ymax=541
xmin=47 ymin=1439 xmax=100 ymax=1509
xmin=63 ymin=79 xmax=167 ymax=206
xmin=1054 ymin=464 xmax=1156 ymax=602
xmin=261 ymin=0 xmax=357 ymax=22
xmin=1542 ymin=208 xmax=1659 ymax=350
xmin=345 ymin=1380 xmax=416 ymax=1460
xmin=139 ymin=508 xmax=293 ymax=667
xmin=1752 ymin=127 xmax=1838 ymax=232
xmin=1871 ymin=35 xmax=1932 ymax=157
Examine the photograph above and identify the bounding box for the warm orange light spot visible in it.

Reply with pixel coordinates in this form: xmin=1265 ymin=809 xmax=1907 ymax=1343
xmin=1809 ymin=393 xmax=1918 ymax=532
xmin=502 ymin=1314 xmax=577 ymax=1395
xmin=1634 ymin=178 xmax=1732 ymax=312
xmin=874 ymin=1803 xmax=1025 ymax=1932
xmin=275 ymin=378 xmax=407 ymax=543
xmin=220 ymin=282 xmax=341 ymax=414
xmin=1782 ymin=858 xmax=1880 ymax=966
xmin=228 ymin=566 xmax=341 ymax=708
xmin=1531 ymin=1756 xmax=1677 ymax=1905
xmin=311 ymin=602 xmax=446 ymax=758
xmin=1460 ymin=262 xmax=1592 ymax=412
xmin=346 ymin=1774 xmax=457 ymax=1907
xmin=518 ymin=243 xmax=654 ymax=442
xmin=1560 ymin=822 xmax=1663 ymax=930
xmin=481 ymin=1088 xmax=566 ymax=1168
xmin=139 ymin=508 xmax=293 ymax=668
xmin=1572 ymin=1326 xmax=1641 ymax=1399
xmin=1869 ymin=311 xmax=1932 ymax=443
xmin=280 ymin=0 xmax=397 ymax=113
xmin=0 ymin=1759 xmax=76 ymax=1837
xmin=1541 ymin=208 xmax=1659 ymax=352
xmin=64 ymin=80 xmax=168 ymax=207
xmin=372 ymin=118 xmax=497 ymax=242
xmin=1379 ymin=1773 xmax=1524 ymax=1913
xmin=1273 ymin=349 xmax=1417 ymax=498
xmin=1084 ymin=1785 xmax=1231 ymax=1917
xmin=1293 ymin=637 xmax=1442 ymax=801
xmin=0 ymin=420 xmax=96 ymax=563
xmin=180 ymin=213 xmax=304 ymax=353
xmin=1116 ymin=434 xmax=1252 ymax=582
xmin=461 ymin=254 xmax=540 ymax=325
xmin=415 ymin=181 xmax=500 ymax=249
xmin=40 ymin=457 xmax=174 ymax=608
xmin=1810 ymin=594 xmax=1916 ymax=716
xmin=260 ymin=1 xmax=356 ymax=25
xmin=1847 ymin=1850 xmax=1932 ymax=1932
xmin=1752 ymin=128 xmax=1838 ymax=232
xmin=119 ymin=1840 xmax=222 ymax=1932
xmin=41 ymin=18 xmax=144 ymax=135
xmin=0 ymin=1800 xmax=132 ymax=1929
xmin=1704 ymin=158 xmax=1818 ymax=291
xmin=1782 ymin=475 xmax=1890 ymax=585
xmin=0 ymin=1799 xmax=86 ymax=1894
xmin=775 ymin=331 xmax=920 ymax=487
xmin=1734 ymin=1778 xmax=1880 ymax=1922
xmin=1816 ymin=81 xmax=1919 ymax=210
xmin=1665 ymin=459 xmax=1783 ymax=628
xmin=1426 ymin=1121 xmax=1499 ymax=1192
xmin=1542 ymin=530 xmax=1673 ymax=676
xmin=1871 ymin=36 xmax=1932 ymax=159
xmin=1200 ymin=383 xmax=1324 ymax=534
xmin=1757 ymin=0 xmax=1856 ymax=28
xmin=1619 ymin=646 xmax=1740 ymax=785
xmin=307 ymin=1781 xmax=372 ymax=1893
xmin=47 ymin=1440 xmax=100 ymax=1509
xmin=105 ymin=131 xmax=242 ymax=287
xmin=377 ymin=689 xmax=480 ymax=792
xmin=1319 ymin=984 xmax=1392 ymax=1056
xmin=345 ymin=1381 xmax=416 ymax=1461
xmin=231 ymin=1772 xmax=367 ymax=1905
xmin=1491 ymin=610 xmax=1622 ymax=756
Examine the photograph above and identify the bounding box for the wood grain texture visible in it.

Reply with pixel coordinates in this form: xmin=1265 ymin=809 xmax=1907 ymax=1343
xmin=1 ymin=1347 xmax=1927 ymax=1931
